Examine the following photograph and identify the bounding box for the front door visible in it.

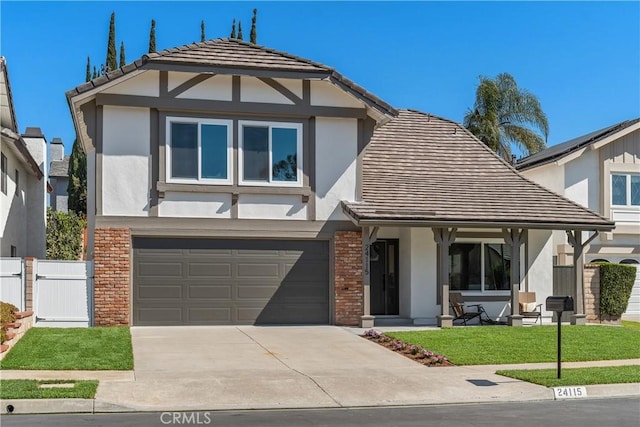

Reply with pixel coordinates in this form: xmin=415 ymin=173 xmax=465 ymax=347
xmin=370 ymin=239 xmax=399 ymax=315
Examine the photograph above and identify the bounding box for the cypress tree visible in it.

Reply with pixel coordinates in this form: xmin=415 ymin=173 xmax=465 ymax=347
xmin=201 ymin=20 xmax=205 ymax=42
xmin=230 ymin=19 xmax=236 ymax=38
xmin=92 ymin=66 xmax=98 ymax=79
xmin=238 ymin=21 xmax=243 ymax=40
xmin=67 ymin=139 xmax=87 ymax=215
xmin=106 ymin=12 xmax=117 ymax=72
xmin=119 ymin=42 xmax=126 ymax=67
xmin=148 ymin=19 xmax=157 ymax=53
xmin=250 ymin=9 xmax=257 ymax=44
xmin=85 ymin=56 xmax=91 ymax=82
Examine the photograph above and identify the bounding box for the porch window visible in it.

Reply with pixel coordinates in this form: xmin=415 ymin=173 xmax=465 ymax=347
xmin=166 ymin=118 xmax=232 ymax=184
xmin=450 ymin=243 xmax=511 ymax=292
xmin=239 ymin=121 xmax=302 ymax=187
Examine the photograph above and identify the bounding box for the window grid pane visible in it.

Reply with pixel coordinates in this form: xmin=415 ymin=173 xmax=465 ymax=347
xmin=612 ymin=174 xmax=627 ymax=205
xmin=171 ymin=123 xmax=198 ymax=179
xmin=484 ymin=244 xmax=511 ymax=291
xmin=631 ymin=175 xmax=640 ymax=206
xmin=449 ymin=243 xmax=481 ymax=291
xmin=201 ymin=124 xmax=228 ymax=179
xmin=243 ymin=126 xmax=269 ymax=182
xmin=271 ymin=127 xmax=298 ymax=182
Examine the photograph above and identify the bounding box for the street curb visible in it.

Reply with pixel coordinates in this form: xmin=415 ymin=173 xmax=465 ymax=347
xmin=0 ymin=398 xmax=94 ymax=415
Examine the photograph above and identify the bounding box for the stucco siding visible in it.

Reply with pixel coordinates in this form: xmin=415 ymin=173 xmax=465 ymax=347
xmin=177 ymin=74 xmax=233 ymax=101
xmin=310 ymin=80 xmax=363 ymax=108
xmin=0 ymin=145 xmax=29 ymax=257
xmin=87 ymin=151 xmax=96 ymax=259
xmin=158 ymin=192 xmax=232 ymax=218
xmin=273 ymin=78 xmax=302 ymax=98
xmin=240 ymin=76 xmax=293 ymax=104
xmin=102 ymin=106 xmax=150 ymax=216
xmin=409 ymin=228 xmax=439 ymax=321
xmin=527 ymin=229 xmax=554 ymax=319
xmin=237 ymin=194 xmax=307 ymax=220
xmin=315 ymin=117 xmax=357 ymax=221
xmin=565 ymin=148 xmax=599 ymax=211
xmin=102 ymin=70 xmax=159 ymax=97
xmin=521 ymin=163 xmax=564 ymax=195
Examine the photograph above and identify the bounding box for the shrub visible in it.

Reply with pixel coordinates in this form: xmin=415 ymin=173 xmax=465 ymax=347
xmin=46 ymin=208 xmax=86 ymax=260
xmin=1 ymin=328 xmax=6 ymax=344
xmin=599 ymin=263 xmax=636 ymax=317
xmin=0 ymin=302 xmax=19 ymax=324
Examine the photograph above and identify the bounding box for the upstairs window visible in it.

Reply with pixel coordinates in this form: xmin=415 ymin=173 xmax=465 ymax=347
xmin=612 ymin=173 xmax=640 ymax=207
xmin=239 ymin=121 xmax=302 ymax=187
xmin=167 ymin=118 xmax=232 ymax=184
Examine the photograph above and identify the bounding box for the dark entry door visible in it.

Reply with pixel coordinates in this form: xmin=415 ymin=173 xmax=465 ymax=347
xmin=370 ymin=240 xmax=399 ymax=315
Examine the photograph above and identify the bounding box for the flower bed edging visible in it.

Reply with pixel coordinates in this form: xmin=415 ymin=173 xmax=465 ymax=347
xmin=362 ymin=329 xmax=452 ymax=367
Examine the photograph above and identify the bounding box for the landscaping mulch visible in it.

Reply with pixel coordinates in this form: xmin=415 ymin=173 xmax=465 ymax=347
xmin=362 ymin=329 xmax=453 ymax=367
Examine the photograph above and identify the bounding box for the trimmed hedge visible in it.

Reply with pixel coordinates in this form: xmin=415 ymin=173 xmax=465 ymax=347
xmin=599 ymin=263 xmax=636 ymax=317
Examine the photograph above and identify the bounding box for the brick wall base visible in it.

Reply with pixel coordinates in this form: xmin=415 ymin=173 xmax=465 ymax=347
xmin=334 ymin=231 xmax=363 ymax=326
xmin=94 ymin=227 xmax=131 ymax=326
xmin=584 ymin=265 xmax=600 ymax=322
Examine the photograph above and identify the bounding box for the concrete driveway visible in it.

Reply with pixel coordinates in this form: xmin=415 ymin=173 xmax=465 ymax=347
xmin=94 ymin=326 xmax=551 ymax=411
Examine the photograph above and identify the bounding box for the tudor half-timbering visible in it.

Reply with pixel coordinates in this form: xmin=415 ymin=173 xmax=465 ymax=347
xmin=67 ymin=39 xmax=614 ymax=327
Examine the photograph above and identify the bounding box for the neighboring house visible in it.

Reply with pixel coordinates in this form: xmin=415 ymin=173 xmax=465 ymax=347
xmin=518 ymin=120 xmax=640 ymax=320
xmin=66 ymin=38 xmax=613 ymax=328
xmin=0 ymin=57 xmax=47 ymax=258
xmin=48 ymin=137 xmax=70 ymax=212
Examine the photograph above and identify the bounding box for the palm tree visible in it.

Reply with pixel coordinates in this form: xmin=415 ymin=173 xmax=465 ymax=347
xmin=464 ymin=73 xmax=549 ymax=160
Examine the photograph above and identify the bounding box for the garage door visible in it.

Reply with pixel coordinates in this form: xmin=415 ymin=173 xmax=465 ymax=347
xmin=133 ymin=238 xmax=329 ymax=325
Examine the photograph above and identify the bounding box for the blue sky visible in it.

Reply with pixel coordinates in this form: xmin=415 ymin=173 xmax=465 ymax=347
xmin=1 ymin=1 xmax=638 ymax=156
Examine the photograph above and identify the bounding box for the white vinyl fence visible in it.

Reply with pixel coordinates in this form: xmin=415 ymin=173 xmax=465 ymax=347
xmin=0 ymin=258 xmax=25 ymax=311
xmin=34 ymin=260 xmax=93 ymax=327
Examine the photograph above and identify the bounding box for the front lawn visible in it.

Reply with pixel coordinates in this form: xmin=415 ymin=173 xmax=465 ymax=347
xmin=497 ymin=365 xmax=640 ymax=387
xmin=622 ymin=320 xmax=640 ymax=332
xmin=386 ymin=325 xmax=640 ymax=365
xmin=0 ymin=327 xmax=133 ymax=370
xmin=0 ymin=380 xmax=98 ymax=399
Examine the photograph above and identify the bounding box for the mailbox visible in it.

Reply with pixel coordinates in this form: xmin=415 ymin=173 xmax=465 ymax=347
xmin=546 ymin=295 xmax=574 ymax=312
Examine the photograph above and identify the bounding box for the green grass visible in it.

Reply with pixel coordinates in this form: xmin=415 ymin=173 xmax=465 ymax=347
xmin=0 ymin=327 xmax=133 ymax=370
xmin=386 ymin=325 xmax=640 ymax=365
xmin=0 ymin=380 xmax=98 ymax=399
xmin=496 ymin=365 xmax=640 ymax=387
xmin=622 ymin=320 xmax=640 ymax=332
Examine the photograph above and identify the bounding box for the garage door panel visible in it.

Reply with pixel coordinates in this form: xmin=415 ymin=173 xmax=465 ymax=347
xmin=133 ymin=238 xmax=329 ymax=325
xmin=188 ymin=285 xmax=232 ymax=299
xmin=188 ymin=263 xmax=232 ymax=277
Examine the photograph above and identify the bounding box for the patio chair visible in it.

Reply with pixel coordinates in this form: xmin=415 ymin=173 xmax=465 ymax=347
xmin=519 ymin=292 xmax=543 ymax=324
xmin=449 ymin=293 xmax=483 ymax=326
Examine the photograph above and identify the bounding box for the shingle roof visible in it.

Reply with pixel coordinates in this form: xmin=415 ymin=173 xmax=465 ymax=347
xmin=342 ymin=110 xmax=614 ymax=230
xmin=49 ymin=155 xmax=70 ymax=177
xmin=517 ymin=118 xmax=640 ymax=171
xmin=66 ymin=38 xmax=396 ymax=117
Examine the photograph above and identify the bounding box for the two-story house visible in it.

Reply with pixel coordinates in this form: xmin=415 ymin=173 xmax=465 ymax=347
xmin=66 ymin=39 xmax=613 ymax=327
xmin=48 ymin=137 xmax=70 ymax=212
xmin=0 ymin=57 xmax=47 ymax=258
xmin=518 ymin=119 xmax=640 ymax=320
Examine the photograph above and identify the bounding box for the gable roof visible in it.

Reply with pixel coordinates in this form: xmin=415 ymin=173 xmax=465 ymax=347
xmin=66 ymin=38 xmax=397 ymax=118
xmin=342 ymin=110 xmax=614 ymax=231
xmin=517 ymin=118 xmax=640 ymax=171
xmin=49 ymin=155 xmax=70 ymax=178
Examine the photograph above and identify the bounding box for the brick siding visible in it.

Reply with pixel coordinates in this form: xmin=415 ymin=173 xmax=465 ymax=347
xmin=334 ymin=231 xmax=363 ymax=326
xmin=584 ymin=264 xmax=600 ymax=322
xmin=94 ymin=227 xmax=131 ymax=326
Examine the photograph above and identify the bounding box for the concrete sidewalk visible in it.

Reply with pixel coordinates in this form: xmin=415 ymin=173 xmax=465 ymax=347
xmin=1 ymin=326 xmax=638 ymax=414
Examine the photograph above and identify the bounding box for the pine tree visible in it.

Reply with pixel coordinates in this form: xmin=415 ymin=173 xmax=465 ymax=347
xmin=201 ymin=20 xmax=206 ymax=42
xmin=119 ymin=42 xmax=126 ymax=67
xmin=67 ymin=139 xmax=87 ymax=215
xmin=250 ymin=9 xmax=257 ymax=44
xmin=230 ymin=19 xmax=236 ymax=38
xmin=148 ymin=19 xmax=157 ymax=53
xmin=106 ymin=12 xmax=117 ymax=72
xmin=238 ymin=21 xmax=243 ymax=40
xmin=86 ymin=56 xmax=91 ymax=82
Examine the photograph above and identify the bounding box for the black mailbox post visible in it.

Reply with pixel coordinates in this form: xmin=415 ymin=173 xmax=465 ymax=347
xmin=546 ymin=296 xmax=574 ymax=379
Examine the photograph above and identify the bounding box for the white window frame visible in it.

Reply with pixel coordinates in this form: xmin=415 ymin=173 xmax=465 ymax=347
xmin=450 ymin=239 xmax=516 ymax=295
xmin=611 ymin=173 xmax=640 ymax=208
xmin=166 ymin=117 xmax=233 ymax=185
xmin=238 ymin=120 xmax=303 ymax=187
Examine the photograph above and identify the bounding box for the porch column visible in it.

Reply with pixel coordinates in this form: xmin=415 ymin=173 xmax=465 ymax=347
xmin=566 ymin=230 xmax=599 ymax=325
xmin=433 ymin=228 xmax=456 ymax=327
xmin=360 ymin=226 xmax=377 ymax=328
xmin=503 ymin=228 xmax=525 ymax=326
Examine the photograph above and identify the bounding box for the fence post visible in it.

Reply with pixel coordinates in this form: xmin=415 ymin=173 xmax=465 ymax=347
xmin=24 ymin=257 xmax=35 ymax=312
